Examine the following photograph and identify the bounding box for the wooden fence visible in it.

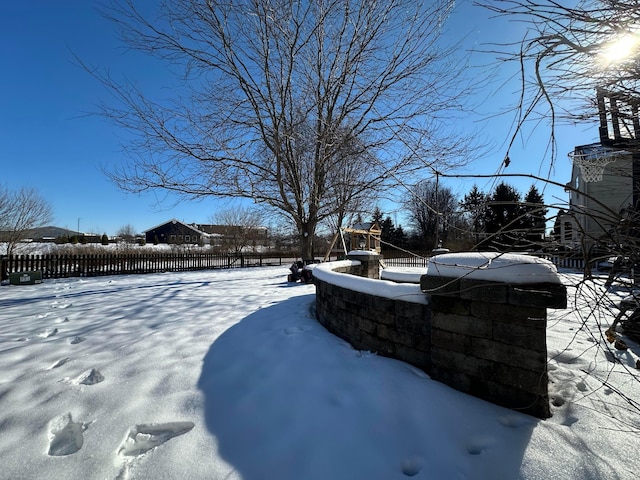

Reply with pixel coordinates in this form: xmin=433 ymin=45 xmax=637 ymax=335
xmin=0 ymin=250 xmax=590 ymax=282
xmin=0 ymin=252 xmax=301 ymax=281
xmin=382 ymin=252 xmax=589 ymax=271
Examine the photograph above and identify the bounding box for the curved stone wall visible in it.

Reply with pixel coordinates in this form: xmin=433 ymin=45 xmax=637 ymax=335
xmin=313 ymin=254 xmax=567 ymax=419
xmin=314 ymin=261 xmax=431 ymax=372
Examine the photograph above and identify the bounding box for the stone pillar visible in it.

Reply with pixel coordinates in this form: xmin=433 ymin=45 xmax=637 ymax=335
xmin=420 ymin=275 xmax=566 ymax=419
xmin=346 ymin=251 xmax=381 ymax=279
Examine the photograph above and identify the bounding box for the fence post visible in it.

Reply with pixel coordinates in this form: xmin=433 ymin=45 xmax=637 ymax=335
xmin=1 ymin=256 xmax=7 ymax=281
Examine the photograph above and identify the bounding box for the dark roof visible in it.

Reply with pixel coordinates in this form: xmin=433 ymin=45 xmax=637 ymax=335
xmin=352 ymin=222 xmax=381 ymax=232
xmin=29 ymin=226 xmax=82 ymax=239
xmin=143 ymin=219 xmax=209 ymax=236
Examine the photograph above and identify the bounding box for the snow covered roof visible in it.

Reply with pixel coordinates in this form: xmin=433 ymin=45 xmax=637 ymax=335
xmin=351 ymin=222 xmax=380 ymax=232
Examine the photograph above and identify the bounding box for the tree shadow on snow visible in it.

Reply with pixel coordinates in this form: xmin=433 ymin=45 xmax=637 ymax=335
xmin=197 ymin=294 xmax=536 ymax=480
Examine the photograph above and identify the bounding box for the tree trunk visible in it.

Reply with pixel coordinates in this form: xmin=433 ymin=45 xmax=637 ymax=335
xmin=299 ymin=223 xmax=315 ymax=262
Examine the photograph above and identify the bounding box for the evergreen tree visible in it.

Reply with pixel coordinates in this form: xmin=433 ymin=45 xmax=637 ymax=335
xmin=460 ymin=184 xmax=487 ymax=246
xmin=101 ymin=233 xmax=109 ymax=246
xmin=485 ymin=182 xmax=522 ymax=250
xmin=522 ymin=185 xmax=547 ymax=248
xmin=370 ymin=207 xmax=384 ymax=225
xmin=380 ymin=216 xmax=396 ymax=250
xmin=392 ymin=224 xmax=407 ymax=249
xmin=552 ymin=209 xmax=565 ymax=245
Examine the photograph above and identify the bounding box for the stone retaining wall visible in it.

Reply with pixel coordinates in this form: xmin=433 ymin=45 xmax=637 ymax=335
xmin=315 ymin=277 xmax=431 ymax=373
xmin=314 ymin=253 xmax=567 ymax=419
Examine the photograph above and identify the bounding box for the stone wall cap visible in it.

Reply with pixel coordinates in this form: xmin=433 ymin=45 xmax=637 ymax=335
xmin=347 ymin=250 xmax=380 ymax=257
xmin=425 ymin=252 xmax=562 ymax=285
xmin=421 ymin=274 xmax=567 ymax=309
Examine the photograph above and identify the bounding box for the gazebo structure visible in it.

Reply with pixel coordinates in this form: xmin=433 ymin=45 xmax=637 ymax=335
xmin=343 ymin=222 xmax=381 ymax=252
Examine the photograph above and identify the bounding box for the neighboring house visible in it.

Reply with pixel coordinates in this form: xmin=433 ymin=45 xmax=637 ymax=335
xmin=0 ymin=226 xmax=84 ymax=243
xmin=198 ymin=224 xmax=269 ymax=250
xmin=560 ymin=89 xmax=640 ymax=252
xmin=144 ymin=219 xmax=269 ymax=248
xmin=144 ymin=219 xmax=211 ymax=245
xmin=561 ymin=143 xmax=633 ymax=250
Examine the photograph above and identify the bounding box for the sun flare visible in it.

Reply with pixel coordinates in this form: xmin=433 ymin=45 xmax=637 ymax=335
xmin=599 ymin=32 xmax=640 ymax=66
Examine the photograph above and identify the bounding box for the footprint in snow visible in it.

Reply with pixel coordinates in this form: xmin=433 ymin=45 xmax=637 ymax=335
xmin=39 ymin=328 xmax=59 ymax=338
xmin=74 ymin=368 xmax=104 ymax=385
xmin=55 ymin=317 xmax=70 ymax=324
xmin=49 ymin=358 xmax=70 ymax=369
xmin=47 ymin=413 xmax=89 ymax=456
xmin=117 ymin=422 xmax=195 ymax=457
xmin=465 ymin=435 xmax=496 ymax=455
xmin=282 ymin=326 xmax=310 ymax=335
xmin=401 ymin=456 xmax=424 ymax=476
xmin=576 ymin=381 xmax=588 ymax=392
xmin=51 ymin=301 xmax=72 ymax=309
xmin=497 ymin=413 xmax=533 ymax=429
xmin=69 ymin=336 xmax=85 ymax=345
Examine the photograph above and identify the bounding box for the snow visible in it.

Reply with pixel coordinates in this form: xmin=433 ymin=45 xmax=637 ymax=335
xmin=380 ymin=267 xmax=426 ymax=284
xmin=0 ymin=266 xmax=638 ymax=479
xmin=313 ymin=261 xmax=427 ymax=304
xmin=426 ymin=252 xmax=563 ymax=284
xmin=347 ymin=249 xmax=379 ymax=256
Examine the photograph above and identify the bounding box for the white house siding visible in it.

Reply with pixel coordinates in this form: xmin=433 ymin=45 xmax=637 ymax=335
xmin=565 ymin=151 xmax=632 ymax=248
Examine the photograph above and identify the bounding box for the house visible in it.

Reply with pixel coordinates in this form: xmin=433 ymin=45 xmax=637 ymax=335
xmin=560 ymin=89 xmax=640 ymax=252
xmin=144 ymin=219 xmax=269 ymax=249
xmin=561 ymin=143 xmax=633 ymax=250
xmin=144 ymin=219 xmax=210 ymax=245
xmin=198 ymin=224 xmax=268 ymax=250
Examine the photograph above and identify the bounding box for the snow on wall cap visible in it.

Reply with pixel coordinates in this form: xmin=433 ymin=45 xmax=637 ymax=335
xmin=347 ymin=250 xmax=379 ymax=256
xmin=426 ymin=252 xmax=562 ymax=284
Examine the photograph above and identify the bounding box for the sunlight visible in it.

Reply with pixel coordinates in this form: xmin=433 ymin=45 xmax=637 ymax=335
xmin=598 ymin=32 xmax=640 ymax=66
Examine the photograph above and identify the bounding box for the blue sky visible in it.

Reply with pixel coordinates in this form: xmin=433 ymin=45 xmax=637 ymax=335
xmin=1 ymin=1 xmax=598 ymax=236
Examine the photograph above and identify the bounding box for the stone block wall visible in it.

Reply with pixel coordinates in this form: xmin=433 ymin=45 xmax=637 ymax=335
xmin=314 ymin=255 xmax=567 ymax=419
xmin=423 ymin=280 xmax=551 ymax=418
xmin=315 ymin=278 xmax=431 ymax=372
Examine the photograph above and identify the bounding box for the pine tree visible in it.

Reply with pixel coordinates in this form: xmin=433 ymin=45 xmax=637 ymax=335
xmin=380 ymin=216 xmax=396 ymax=250
xmin=392 ymin=224 xmax=407 ymax=249
xmin=522 ymin=185 xmax=547 ymax=249
xmin=370 ymin=207 xmax=384 ymax=225
xmin=485 ymin=182 xmax=522 ymax=250
xmin=460 ymin=184 xmax=487 ymax=246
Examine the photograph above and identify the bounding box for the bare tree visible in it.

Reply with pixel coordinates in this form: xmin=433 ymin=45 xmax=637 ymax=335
xmin=116 ymin=224 xmax=137 ymax=243
xmin=477 ymin=0 xmax=640 ymax=164
xmin=473 ymin=0 xmax=640 ymax=417
xmin=210 ymin=207 xmax=265 ymax=254
xmin=404 ymin=179 xmax=459 ymax=250
xmin=0 ymin=186 xmax=53 ymax=256
xmin=91 ymin=0 xmax=477 ymax=260
xmin=0 ymin=187 xmax=10 ymax=231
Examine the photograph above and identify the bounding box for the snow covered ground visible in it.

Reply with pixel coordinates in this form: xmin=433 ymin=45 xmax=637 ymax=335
xmin=0 ymin=266 xmax=638 ymax=479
